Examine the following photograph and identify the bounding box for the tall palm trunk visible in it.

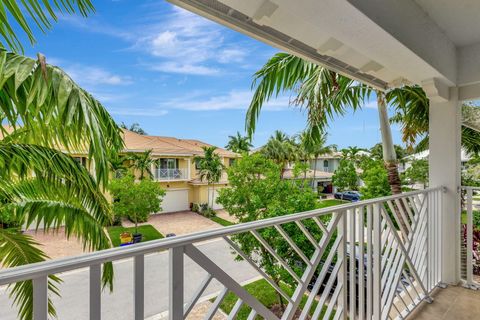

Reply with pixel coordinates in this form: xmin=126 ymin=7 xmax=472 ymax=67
xmin=313 ymin=156 xmax=318 ymax=191
xmin=377 ymin=91 xmax=402 ymax=194
xmin=377 ymin=91 xmax=407 ymax=233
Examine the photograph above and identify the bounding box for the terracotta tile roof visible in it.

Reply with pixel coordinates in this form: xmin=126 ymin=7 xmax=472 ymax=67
xmin=122 ymin=129 xmax=238 ymax=157
xmin=1 ymin=126 xmax=238 ymax=158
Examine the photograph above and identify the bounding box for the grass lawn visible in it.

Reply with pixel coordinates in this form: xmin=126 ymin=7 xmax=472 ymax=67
xmin=217 ymin=279 xmax=326 ymax=319
xmin=316 ymin=199 xmax=348 ymax=209
xmin=107 ymin=225 xmax=164 ymax=247
xmin=210 ymin=216 xmax=235 ymax=226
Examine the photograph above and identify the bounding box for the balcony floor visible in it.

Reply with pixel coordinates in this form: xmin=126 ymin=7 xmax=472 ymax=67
xmin=407 ymin=285 xmax=480 ymax=320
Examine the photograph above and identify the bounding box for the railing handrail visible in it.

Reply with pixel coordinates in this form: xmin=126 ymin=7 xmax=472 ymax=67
xmin=0 ymin=186 xmax=442 ymax=286
xmin=462 ymin=186 xmax=480 ymax=190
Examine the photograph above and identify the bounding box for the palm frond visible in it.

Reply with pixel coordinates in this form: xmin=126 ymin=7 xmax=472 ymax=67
xmin=0 ymin=143 xmax=108 ymax=197
xmin=0 ymin=0 xmax=95 ymax=52
xmin=246 ymin=53 xmax=318 ymax=137
xmin=0 ymin=228 xmax=61 ymax=320
xmin=0 ymin=51 xmax=124 ymax=186
xmin=246 ymin=52 xmax=370 ymax=141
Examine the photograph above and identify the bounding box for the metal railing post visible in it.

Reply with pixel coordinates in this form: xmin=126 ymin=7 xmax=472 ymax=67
xmin=169 ymin=246 xmax=184 ymax=320
xmin=33 ymin=276 xmax=48 ymax=320
xmin=89 ymin=264 xmax=101 ymax=320
xmin=134 ymin=255 xmax=145 ymax=320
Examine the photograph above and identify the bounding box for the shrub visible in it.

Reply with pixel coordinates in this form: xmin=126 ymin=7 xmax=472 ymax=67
xmin=199 ymin=203 xmax=209 ymax=213
xmin=109 ymin=174 xmax=165 ymax=232
xmin=0 ymin=204 xmax=20 ymax=229
xmin=197 ymin=203 xmax=216 ymax=218
xmin=191 ymin=203 xmax=200 ymax=213
xmin=332 ymin=159 xmax=358 ymax=191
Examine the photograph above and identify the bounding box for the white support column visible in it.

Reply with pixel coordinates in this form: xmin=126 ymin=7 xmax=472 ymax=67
xmin=423 ymin=79 xmax=461 ymax=284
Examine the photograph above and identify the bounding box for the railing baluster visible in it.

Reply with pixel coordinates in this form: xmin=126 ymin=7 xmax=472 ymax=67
xmin=33 ymin=276 xmax=48 ymax=320
xmin=349 ymin=208 xmax=356 ymax=318
xmin=204 ymin=287 xmax=228 ymax=320
xmin=466 ymin=188 xmax=474 ymax=287
xmin=169 ymin=246 xmax=184 ymax=320
xmin=134 ymin=255 xmax=145 ymax=320
xmin=337 ymin=211 xmax=348 ymax=320
xmin=90 ymin=264 xmax=101 ymax=320
xmin=373 ymin=203 xmax=382 ymax=320
xmin=184 ymin=274 xmax=213 ymax=317
xmin=366 ymin=205 xmax=373 ymax=320
xmin=358 ymin=207 xmax=365 ymax=320
xmin=227 ymin=299 xmax=243 ymax=320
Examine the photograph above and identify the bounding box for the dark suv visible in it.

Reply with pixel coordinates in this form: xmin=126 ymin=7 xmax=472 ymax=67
xmin=334 ymin=191 xmax=361 ymax=201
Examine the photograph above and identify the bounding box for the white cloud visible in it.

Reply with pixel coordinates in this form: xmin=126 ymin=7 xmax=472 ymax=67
xmin=135 ymin=6 xmax=246 ymax=75
xmin=364 ymin=100 xmax=377 ymax=109
xmin=218 ymin=48 xmax=247 ymax=63
xmin=64 ymin=65 xmax=132 ymax=87
xmin=151 ymin=62 xmax=219 ymax=76
xmin=158 ymin=90 xmax=291 ymax=111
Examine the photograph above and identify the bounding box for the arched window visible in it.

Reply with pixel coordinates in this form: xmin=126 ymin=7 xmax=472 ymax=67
xmin=323 ymin=160 xmax=329 ymax=168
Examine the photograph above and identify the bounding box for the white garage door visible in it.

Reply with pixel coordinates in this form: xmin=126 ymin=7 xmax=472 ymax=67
xmin=208 ymin=188 xmax=224 ymax=210
xmin=161 ymin=189 xmax=190 ymax=213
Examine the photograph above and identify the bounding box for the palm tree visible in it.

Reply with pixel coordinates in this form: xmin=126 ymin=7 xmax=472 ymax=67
xmin=0 ymin=2 xmax=123 ymax=319
xmin=389 ymin=85 xmax=480 ymax=154
xmin=261 ymin=131 xmax=297 ymax=178
xmin=0 ymin=52 xmax=123 ymax=320
xmin=126 ymin=150 xmax=158 ymax=180
xmin=341 ymin=146 xmax=365 ymax=167
xmin=109 ymin=155 xmax=128 ymax=178
xmin=0 ymin=0 xmax=95 ymax=53
xmin=225 ymin=131 xmax=253 ymax=153
xmin=194 ymin=146 xmax=225 ymax=208
xmin=246 ymin=53 xmax=406 ymax=195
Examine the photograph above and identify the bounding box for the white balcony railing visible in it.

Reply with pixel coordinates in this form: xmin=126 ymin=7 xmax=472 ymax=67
xmin=0 ymin=188 xmax=444 ymax=320
xmin=154 ymin=168 xmax=187 ymax=181
xmin=461 ymin=186 xmax=480 ymax=289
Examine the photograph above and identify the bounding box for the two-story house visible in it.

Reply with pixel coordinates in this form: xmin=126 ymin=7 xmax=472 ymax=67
xmin=284 ymin=152 xmax=342 ymax=193
xmin=121 ymin=130 xmax=238 ymax=212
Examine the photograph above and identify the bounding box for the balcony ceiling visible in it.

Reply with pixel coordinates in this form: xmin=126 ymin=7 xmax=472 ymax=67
xmin=169 ymin=0 xmax=480 ymax=99
xmin=414 ymin=0 xmax=480 ymax=47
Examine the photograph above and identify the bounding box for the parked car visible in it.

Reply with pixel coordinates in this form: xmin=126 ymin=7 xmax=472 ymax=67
xmin=334 ymin=191 xmax=361 ymax=201
xmin=308 ymin=245 xmax=412 ymax=314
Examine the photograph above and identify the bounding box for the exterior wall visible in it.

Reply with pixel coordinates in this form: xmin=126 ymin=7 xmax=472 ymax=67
xmin=310 ymin=158 xmax=341 ymax=173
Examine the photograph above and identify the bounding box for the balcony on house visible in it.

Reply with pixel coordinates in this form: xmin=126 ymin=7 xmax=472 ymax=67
xmin=154 ymin=158 xmax=190 ymax=181
xmin=154 ymin=168 xmax=188 ymax=181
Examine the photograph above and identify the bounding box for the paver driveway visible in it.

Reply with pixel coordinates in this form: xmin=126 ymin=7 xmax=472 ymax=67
xmin=123 ymin=211 xmax=223 ymax=236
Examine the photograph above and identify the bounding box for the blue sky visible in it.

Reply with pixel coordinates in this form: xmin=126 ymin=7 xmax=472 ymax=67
xmin=19 ymin=0 xmax=404 ymax=149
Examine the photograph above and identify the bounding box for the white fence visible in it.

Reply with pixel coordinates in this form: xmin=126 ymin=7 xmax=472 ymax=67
xmin=461 ymin=186 xmax=480 ymax=289
xmin=0 ymin=188 xmax=444 ymax=320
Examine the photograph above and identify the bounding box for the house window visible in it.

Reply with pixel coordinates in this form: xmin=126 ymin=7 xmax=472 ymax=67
xmin=229 ymin=158 xmax=236 ymax=167
xmin=159 ymin=158 xmax=179 ymax=169
xmin=323 ymin=160 xmax=329 ymax=167
xmin=195 ymin=159 xmax=201 ymax=170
